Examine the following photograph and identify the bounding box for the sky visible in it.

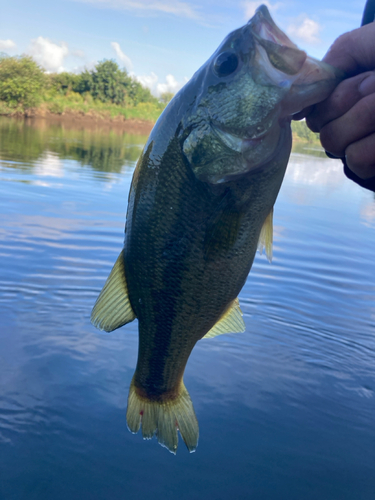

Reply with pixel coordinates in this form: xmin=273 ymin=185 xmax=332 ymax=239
xmin=0 ymin=0 xmax=365 ymax=96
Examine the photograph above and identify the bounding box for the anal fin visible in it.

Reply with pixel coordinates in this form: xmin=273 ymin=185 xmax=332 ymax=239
xmin=202 ymin=298 xmax=245 ymax=339
xmin=91 ymin=249 xmax=136 ymax=332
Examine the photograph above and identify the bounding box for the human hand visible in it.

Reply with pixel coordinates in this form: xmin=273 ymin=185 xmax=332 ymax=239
xmin=297 ymin=22 xmax=375 ymax=180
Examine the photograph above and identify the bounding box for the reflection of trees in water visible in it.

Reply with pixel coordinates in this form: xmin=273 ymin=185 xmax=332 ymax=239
xmin=54 ymin=140 xmax=142 ymax=173
xmin=291 ymin=141 xmax=327 ymax=158
xmin=0 ymin=118 xmax=46 ymax=166
xmin=0 ymin=117 xmax=148 ymax=174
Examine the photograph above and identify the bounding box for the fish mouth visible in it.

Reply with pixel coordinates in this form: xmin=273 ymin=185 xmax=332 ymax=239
xmin=211 ymin=114 xmax=279 ymax=144
xmin=210 ymin=119 xmax=287 ymax=181
xmin=249 ymin=5 xmax=343 ymax=113
xmin=251 ymin=5 xmax=300 ymax=51
xmin=211 ymin=123 xmax=268 ymax=153
xmin=249 ymin=5 xmax=307 ymax=80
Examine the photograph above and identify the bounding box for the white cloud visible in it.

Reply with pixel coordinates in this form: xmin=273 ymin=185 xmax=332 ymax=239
xmin=156 ymin=74 xmax=186 ymax=95
xmin=136 ymin=71 xmax=159 ymax=91
xmin=135 ymin=71 xmax=188 ymax=97
xmin=287 ymin=15 xmax=321 ymax=45
xmin=0 ymin=39 xmax=16 ymax=51
xmin=243 ymin=1 xmax=282 ymax=19
xmin=110 ymin=42 xmax=133 ymax=71
xmin=28 ymin=37 xmax=69 ymax=72
xmin=75 ymin=0 xmax=200 ymax=20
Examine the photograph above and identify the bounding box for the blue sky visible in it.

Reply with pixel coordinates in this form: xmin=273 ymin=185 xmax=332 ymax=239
xmin=0 ymin=0 xmax=364 ymax=95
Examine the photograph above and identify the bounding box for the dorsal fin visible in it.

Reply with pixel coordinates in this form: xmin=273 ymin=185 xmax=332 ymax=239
xmin=202 ymin=298 xmax=245 ymax=339
xmin=91 ymin=249 xmax=136 ymax=332
xmin=257 ymin=207 xmax=273 ymax=262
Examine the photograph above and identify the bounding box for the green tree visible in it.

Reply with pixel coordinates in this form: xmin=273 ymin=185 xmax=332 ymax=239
xmin=75 ymin=69 xmax=93 ymax=96
xmin=75 ymin=60 xmax=157 ymax=106
xmin=88 ymin=60 xmax=131 ymax=105
xmin=128 ymin=79 xmax=157 ymax=106
xmin=159 ymin=92 xmax=174 ymax=105
xmin=0 ymin=55 xmax=46 ymax=108
xmin=291 ymin=120 xmax=319 ymax=143
xmin=49 ymin=72 xmax=82 ymax=95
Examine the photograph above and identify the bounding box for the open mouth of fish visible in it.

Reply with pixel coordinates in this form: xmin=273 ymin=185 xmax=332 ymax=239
xmin=210 ymin=120 xmax=285 ymax=180
xmin=212 ymin=123 xmax=288 ymax=183
xmin=212 ymin=122 xmax=270 ymax=152
xmin=250 ymin=6 xmax=307 ymax=84
xmin=250 ymin=5 xmax=342 ymax=111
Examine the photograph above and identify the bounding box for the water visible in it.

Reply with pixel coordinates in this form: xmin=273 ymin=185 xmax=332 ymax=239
xmin=0 ymin=117 xmax=374 ymax=500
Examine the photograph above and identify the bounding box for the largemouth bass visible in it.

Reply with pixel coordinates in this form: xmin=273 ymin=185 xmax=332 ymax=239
xmin=91 ymin=6 xmax=342 ymax=454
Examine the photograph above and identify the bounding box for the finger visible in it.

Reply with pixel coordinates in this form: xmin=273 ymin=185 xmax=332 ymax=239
xmin=292 ymin=106 xmax=313 ymax=121
xmin=306 ymin=71 xmax=375 ymax=132
xmin=323 ymin=23 xmax=375 ymax=76
xmin=345 ymin=132 xmax=375 ymax=179
xmin=319 ymin=92 xmax=375 ymax=157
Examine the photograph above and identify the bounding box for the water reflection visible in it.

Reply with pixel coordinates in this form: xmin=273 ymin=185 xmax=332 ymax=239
xmin=361 ymin=192 xmax=375 ymax=226
xmin=0 ymin=117 xmax=147 ymax=174
xmin=0 ymin=118 xmax=374 ymax=500
xmin=291 ymin=140 xmax=329 ymax=158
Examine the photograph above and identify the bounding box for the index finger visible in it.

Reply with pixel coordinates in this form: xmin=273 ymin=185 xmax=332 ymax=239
xmin=323 ymin=22 xmax=375 ymax=76
xmin=306 ymin=71 xmax=375 ymax=132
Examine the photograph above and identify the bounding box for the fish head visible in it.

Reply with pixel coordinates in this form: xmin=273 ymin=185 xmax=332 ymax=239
xmin=181 ymin=5 xmax=343 ymax=184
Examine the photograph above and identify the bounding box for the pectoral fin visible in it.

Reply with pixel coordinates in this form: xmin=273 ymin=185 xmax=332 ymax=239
xmin=202 ymin=298 xmax=245 ymax=339
xmin=257 ymin=208 xmax=273 ymax=262
xmin=91 ymin=249 xmax=136 ymax=332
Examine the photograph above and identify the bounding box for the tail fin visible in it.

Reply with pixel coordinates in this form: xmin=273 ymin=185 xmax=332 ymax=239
xmin=126 ymin=379 xmax=199 ymax=454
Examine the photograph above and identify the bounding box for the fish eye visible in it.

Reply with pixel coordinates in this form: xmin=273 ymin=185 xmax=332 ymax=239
xmin=213 ymin=51 xmax=239 ymax=77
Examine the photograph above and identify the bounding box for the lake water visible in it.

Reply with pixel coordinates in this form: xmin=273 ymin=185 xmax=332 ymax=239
xmin=0 ymin=117 xmax=374 ymax=500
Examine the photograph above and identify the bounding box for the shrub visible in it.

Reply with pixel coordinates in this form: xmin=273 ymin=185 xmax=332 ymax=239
xmin=0 ymin=55 xmax=46 ymax=109
xmin=159 ymin=92 xmax=174 ymax=105
xmin=49 ymin=72 xmax=82 ymax=95
xmin=292 ymin=120 xmax=320 ymax=143
xmin=84 ymin=60 xmax=131 ymax=105
xmin=76 ymin=60 xmax=158 ymax=106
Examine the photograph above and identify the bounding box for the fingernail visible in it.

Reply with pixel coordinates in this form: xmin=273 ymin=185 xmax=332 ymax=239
xmin=359 ymin=72 xmax=375 ymax=96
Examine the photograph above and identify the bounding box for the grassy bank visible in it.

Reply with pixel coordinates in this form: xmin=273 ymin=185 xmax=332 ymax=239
xmin=0 ymin=97 xmax=321 ymax=146
xmin=0 ymin=91 xmax=165 ymax=123
xmin=0 ymin=55 xmax=168 ymax=125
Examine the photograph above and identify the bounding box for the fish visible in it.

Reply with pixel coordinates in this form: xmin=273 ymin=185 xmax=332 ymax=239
xmin=91 ymin=5 xmax=343 ymax=454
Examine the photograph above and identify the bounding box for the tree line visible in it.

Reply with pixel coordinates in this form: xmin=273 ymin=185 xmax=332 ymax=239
xmin=0 ymin=55 xmax=173 ymax=111
xmin=0 ymin=54 xmax=318 ymax=142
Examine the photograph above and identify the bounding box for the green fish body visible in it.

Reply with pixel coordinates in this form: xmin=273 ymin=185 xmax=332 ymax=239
xmin=91 ymin=6 xmax=342 ymax=453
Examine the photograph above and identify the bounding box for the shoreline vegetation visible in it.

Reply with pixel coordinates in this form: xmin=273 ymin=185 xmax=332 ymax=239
xmin=0 ymin=55 xmax=170 ymax=134
xmin=0 ymin=54 xmax=321 ymax=142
